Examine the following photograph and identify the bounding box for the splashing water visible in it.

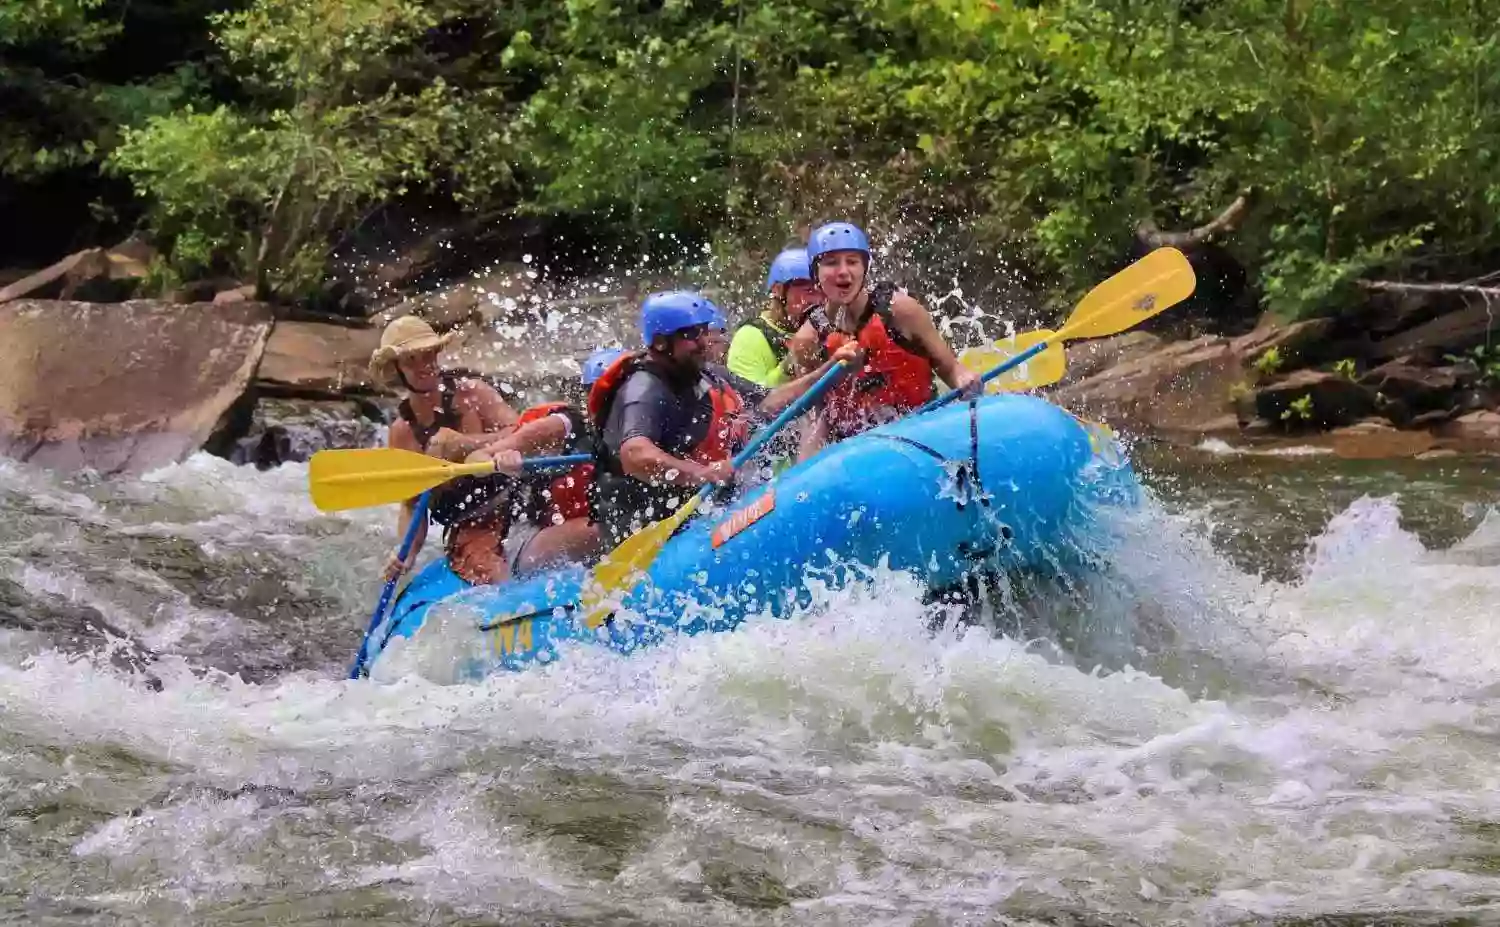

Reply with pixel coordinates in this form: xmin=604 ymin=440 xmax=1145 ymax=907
xmin=1 ymin=448 xmax=1498 ymax=925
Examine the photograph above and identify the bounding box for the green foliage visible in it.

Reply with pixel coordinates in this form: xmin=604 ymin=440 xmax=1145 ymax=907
xmin=1281 ymin=395 xmax=1314 ymax=422
xmin=1253 ymin=347 xmax=1285 ymax=378
xmin=1446 ymin=345 xmax=1500 ymax=387
xmin=8 ymin=0 xmax=1500 ymax=311
xmin=111 ymin=0 xmax=514 ymax=297
xmin=1332 ymin=358 xmax=1358 ymax=381
xmin=0 ymin=0 xmax=116 ymax=51
xmin=0 ymin=0 xmax=211 ymax=221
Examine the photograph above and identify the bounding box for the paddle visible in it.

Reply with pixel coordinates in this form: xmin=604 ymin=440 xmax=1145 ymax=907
xmin=574 ymin=357 xmax=854 ymax=631
xmin=349 ymin=490 xmax=430 ymax=679
xmin=958 ymin=329 xmax=1067 ymax=393
xmin=309 ymin=447 xmax=592 ymax=513
xmin=917 ymin=246 xmax=1196 ymax=416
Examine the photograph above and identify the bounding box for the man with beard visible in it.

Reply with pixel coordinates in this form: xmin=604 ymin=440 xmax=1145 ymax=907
xmin=587 ymin=290 xmax=862 ymax=546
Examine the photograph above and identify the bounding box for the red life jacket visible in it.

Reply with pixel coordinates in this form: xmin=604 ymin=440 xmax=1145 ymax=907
xmin=588 ymin=351 xmax=748 ymax=466
xmin=811 ymin=283 xmax=934 ymax=438
xmin=515 ymin=402 xmax=593 ymax=523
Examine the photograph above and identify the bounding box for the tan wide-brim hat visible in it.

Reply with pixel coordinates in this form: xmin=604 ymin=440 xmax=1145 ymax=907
xmin=368 ymin=315 xmax=465 ymax=389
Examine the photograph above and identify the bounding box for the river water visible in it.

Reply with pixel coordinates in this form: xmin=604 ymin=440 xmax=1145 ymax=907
xmin=1 ymin=442 xmax=1498 ymax=926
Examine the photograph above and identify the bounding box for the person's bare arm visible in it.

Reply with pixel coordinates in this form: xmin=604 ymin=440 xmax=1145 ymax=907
xmin=460 ymin=378 xmax=521 ymax=431
xmin=482 ymin=414 xmax=569 ymax=459
xmin=756 ymin=342 xmax=863 ymax=416
xmin=889 ymin=291 xmax=978 ymax=392
xmin=428 ymin=427 xmax=499 ymax=462
xmin=786 ymin=322 xmax=824 ymax=377
xmin=795 ymin=412 xmax=830 ymax=462
xmin=427 ymin=380 xmax=523 ymax=461
xmin=619 ymin=436 xmax=731 ymax=488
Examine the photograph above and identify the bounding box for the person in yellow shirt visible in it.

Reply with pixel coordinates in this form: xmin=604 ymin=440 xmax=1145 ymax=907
xmin=727 ymin=247 xmax=820 ymax=387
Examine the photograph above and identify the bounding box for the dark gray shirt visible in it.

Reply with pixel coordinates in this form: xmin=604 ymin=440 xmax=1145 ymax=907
xmin=601 ymin=362 xmax=768 ymax=459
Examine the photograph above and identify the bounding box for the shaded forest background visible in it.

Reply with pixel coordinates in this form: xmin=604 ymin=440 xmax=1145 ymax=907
xmin=4 ymin=0 xmax=1498 ymax=321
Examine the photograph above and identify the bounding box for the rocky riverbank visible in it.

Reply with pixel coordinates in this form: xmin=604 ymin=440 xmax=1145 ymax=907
xmin=0 ymin=238 xmax=654 ymax=473
xmin=1049 ymin=285 xmax=1500 ymax=458
xmin=1 ymin=238 xmax=1496 ymax=475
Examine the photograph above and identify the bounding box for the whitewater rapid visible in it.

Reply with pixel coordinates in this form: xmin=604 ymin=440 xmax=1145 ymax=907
xmin=1 ymin=451 xmax=1498 ymax=925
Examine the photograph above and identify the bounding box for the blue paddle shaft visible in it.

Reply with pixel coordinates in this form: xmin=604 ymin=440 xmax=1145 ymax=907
xmin=732 ymin=359 xmax=851 ymax=470
xmin=349 ymin=490 xmax=430 ymax=679
xmin=522 ymin=454 xmax=591 ymax=470
xmin=679 ymin=358 xmax=851 ymax=511
xmin=914 ymin=339 xmax=1050 ymax=415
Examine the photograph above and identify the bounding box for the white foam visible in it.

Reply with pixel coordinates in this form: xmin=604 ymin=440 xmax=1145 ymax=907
xmin=2 ymin=453 xmax=1500 ymax=922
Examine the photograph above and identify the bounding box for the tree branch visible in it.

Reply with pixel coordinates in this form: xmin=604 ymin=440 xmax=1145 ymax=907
xmin=1358 ymin=279 xmax=1500 ymax=299
xmin=1136 ymin=192 xmax=1252 ymax=249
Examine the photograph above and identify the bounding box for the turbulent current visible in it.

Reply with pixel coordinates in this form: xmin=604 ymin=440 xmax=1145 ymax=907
xmin=1 ymin=446 xmax=1498 ymax=926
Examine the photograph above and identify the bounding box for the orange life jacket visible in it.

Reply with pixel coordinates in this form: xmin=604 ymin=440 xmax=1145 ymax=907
xmin=588 ymin=351 xmax=748 ymax=466
xmin=810 ymin=283 xmax=934 ymax=438
xmin=515 ymin=402 xmax=593 ymax=523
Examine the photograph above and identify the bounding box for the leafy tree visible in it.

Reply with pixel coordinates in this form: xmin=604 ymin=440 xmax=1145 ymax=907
xmin=111 ymin=0 xmax=512 ymax=297
xmin=7 ymin=0 xmax=1500 ymax=323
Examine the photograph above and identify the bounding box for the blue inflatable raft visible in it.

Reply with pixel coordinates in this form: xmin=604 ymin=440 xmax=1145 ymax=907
xmin=363 ymin=393 xmax=1140 ymax=680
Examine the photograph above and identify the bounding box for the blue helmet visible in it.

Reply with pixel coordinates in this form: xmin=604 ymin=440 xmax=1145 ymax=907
xmin=581 ymin=347 xmax=627 ymax=387
xmin=706 ymin=305 xmax=727 ymax=331
xmin=807 ymin=221 xmax=871 ymax=269
xmin=639 ymin=290 xmax=721 ymax=345
xmin=765 ymin=247 xmax=812 ymax=293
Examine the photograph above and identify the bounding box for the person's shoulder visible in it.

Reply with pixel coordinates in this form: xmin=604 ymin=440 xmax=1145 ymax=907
xmin=451 ymin=374 xmax=503 ymax=401
xmin=884 ymin=287 xmax=932 ymax=330
xmin=616 ymin=366 xmax=670 ymax=404
xmin=884 ymin=284 xmax=923 ymax=312
xmin=707 ymin=363 xmax=765 ymax=398
xmin=388 ymin=417 xmax=417 ymax=448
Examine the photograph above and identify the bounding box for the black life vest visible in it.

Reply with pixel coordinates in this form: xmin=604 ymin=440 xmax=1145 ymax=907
xmin=739 ymin=316 xmax=790 ymax=363
xmin=585 ymin=352 xmax=750 ymax=545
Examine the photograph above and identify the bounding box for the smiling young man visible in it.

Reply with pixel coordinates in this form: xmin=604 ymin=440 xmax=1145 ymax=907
xmin=727 ymin=247 xmax=821 ymax=388
xmin=792 ymin=221 xmax=980 ymax=456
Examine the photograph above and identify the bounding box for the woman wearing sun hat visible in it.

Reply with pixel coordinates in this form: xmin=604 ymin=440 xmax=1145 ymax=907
xmin=368 ymin=314 xmax=525 ymax=585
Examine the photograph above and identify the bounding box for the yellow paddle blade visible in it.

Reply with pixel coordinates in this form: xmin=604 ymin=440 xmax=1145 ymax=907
xmin=960 ymin=329 xmax=1067 ymax=392
xmin=1060 ymin=247 xmax=1196 ymax=341
xmin=577 ymin=493 xmax=705 ymax=630
xmin=308 ymin=447 xmax=496 ymax=513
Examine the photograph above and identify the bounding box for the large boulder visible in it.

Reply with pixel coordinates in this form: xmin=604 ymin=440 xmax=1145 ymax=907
xmin=1371 ymin=301 xmax=1500 ymax=362
xmin=1252 ymin=369 xmax=1377 ymax=429
xmin=380 ymin=263 xmax=539 ymax=332
xmin=222 ymin=398 xmax=386 ymax=469
xmin=1058 ymin=331 xmax=1164 ymax=387
xmin=1048 ymin=336 xmax=1245 ymax=435
xmin=256 ymin=320 xmax=382 ymax=395
xmin=1228 ymin=315 xmax=1338 ymax=366
xmin=0 ymin=299 xmax=273 ymax=474
xmin=1434 ymin=410 xmax=1500 ymax=454
xmin=1357 ymin=358 xmax=1462 ymax=424
xmin=1326 ymin=420 xmax=1437 ymax=460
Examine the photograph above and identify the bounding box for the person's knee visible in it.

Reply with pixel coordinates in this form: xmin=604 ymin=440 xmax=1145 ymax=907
xmin=449 ymin=524 xmax=510 ymax=585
